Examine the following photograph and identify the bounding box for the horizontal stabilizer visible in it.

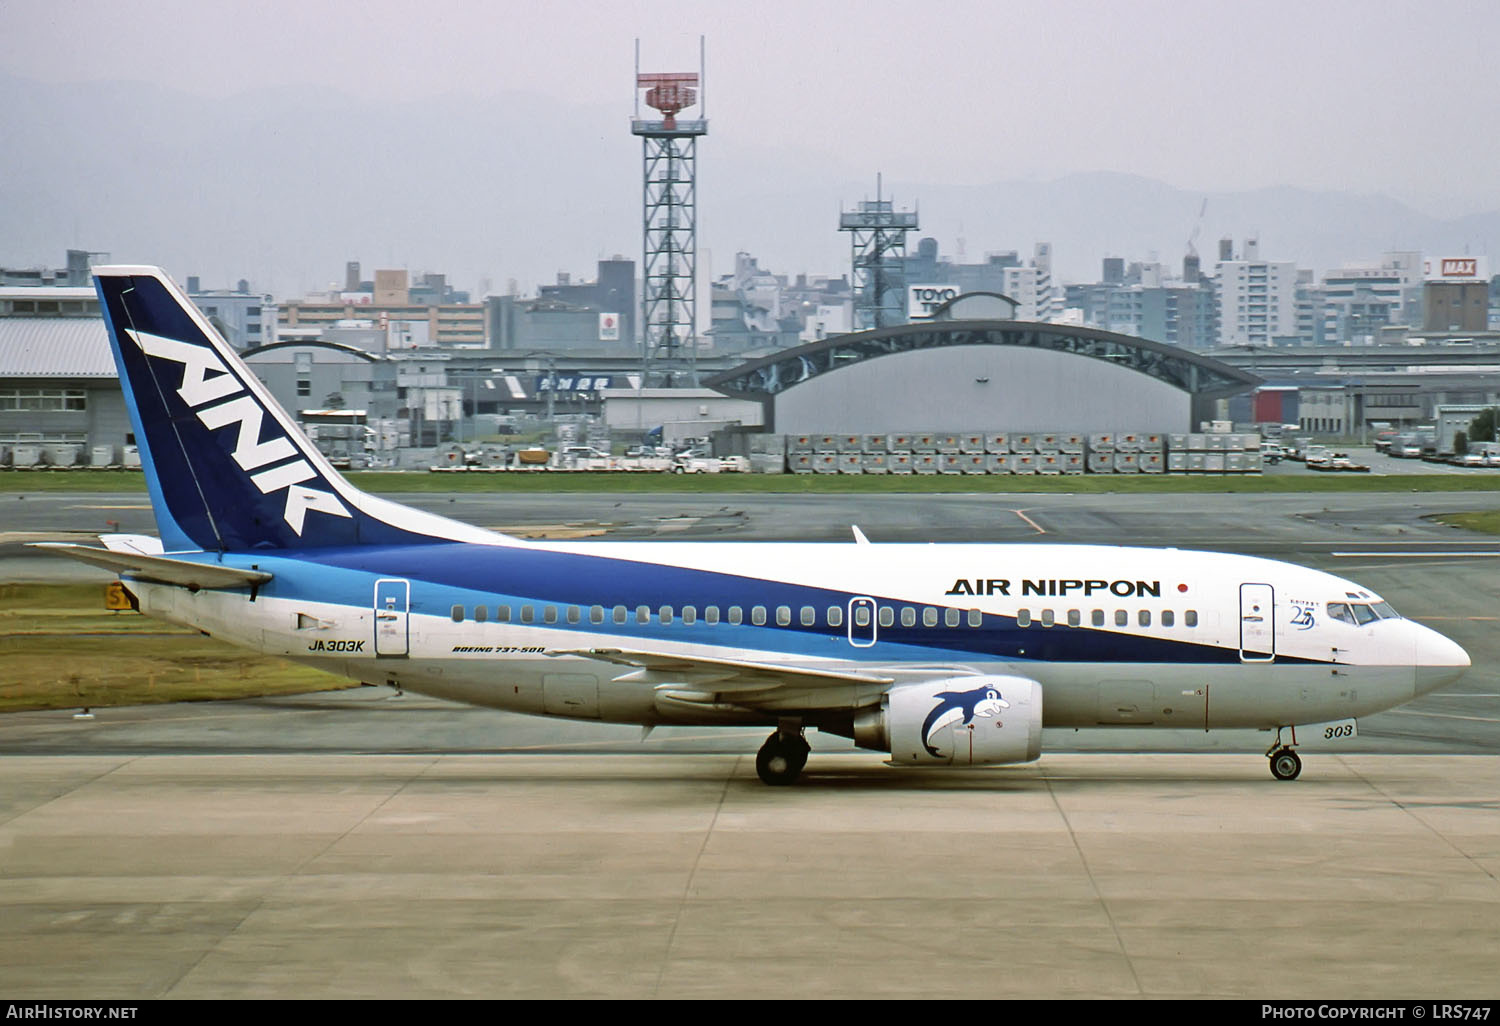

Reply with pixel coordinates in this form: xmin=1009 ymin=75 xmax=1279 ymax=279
xmin=29 ymin=543 xmax=273 ymax=590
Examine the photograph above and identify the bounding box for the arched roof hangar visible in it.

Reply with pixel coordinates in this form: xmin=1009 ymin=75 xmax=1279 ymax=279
xmin=705 ymin=321 xmax=1262 ymax=434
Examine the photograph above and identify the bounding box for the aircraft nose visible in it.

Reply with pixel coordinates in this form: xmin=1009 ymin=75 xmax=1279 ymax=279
xmin=1413 ymin=621 xmax=1470 ymax=695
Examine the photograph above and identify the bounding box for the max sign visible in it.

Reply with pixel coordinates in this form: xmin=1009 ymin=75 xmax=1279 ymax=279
xmin=908 ymin=284 xmax=959 ymax=319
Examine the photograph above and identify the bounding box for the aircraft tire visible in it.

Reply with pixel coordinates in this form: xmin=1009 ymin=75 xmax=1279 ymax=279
xmin=756 ymin=732 xmax=807 ymax=786
xmin=1269 ymin=748 xmax=1302 ymax=781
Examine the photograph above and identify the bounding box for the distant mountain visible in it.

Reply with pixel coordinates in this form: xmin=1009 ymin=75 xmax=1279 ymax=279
xmin=3 ymin=75 xmax=1496 ymax=295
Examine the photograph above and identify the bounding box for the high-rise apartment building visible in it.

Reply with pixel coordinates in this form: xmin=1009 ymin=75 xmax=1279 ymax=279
xmin=1216 ymin=257 xmax=1299 ymax=346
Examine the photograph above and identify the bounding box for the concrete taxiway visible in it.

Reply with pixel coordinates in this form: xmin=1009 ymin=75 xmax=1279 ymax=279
xmin=2 ymin=752 xmax=1497 ymax=999
xmin=3 ymin=488 xmax=1499 ymax=998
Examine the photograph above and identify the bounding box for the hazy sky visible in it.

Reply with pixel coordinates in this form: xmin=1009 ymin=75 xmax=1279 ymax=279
xmin=6 ymin=0 xmax=1497 ymax=215
xmin=4 ymin=0 xmax=1499 ymax=295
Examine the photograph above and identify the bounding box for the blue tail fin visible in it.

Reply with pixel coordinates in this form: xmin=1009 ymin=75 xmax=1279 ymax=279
xmin=94 ymin=266 xmax=506 ymax=552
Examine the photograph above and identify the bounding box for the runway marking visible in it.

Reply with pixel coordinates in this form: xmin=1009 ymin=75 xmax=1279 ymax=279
xmin=1010 ymin=509 xmax=1046 ymax=535
xmin=1430 ymin=694 xmax=1500 ymax=698
xmin=1388 ymin=709 xmax=1500 ymax=724
xmin=65 ymin=504 xmax=152 ymax=510
xmin=1331 ymin=551 xmax=1500 ymax=558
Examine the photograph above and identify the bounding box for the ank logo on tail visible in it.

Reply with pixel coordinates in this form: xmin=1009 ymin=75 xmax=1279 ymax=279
xmin=125 ymin=327 xmax=351 ymax=535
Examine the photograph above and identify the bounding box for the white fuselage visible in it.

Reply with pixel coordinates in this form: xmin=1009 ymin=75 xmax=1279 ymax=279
xmin=124 ymin=541 xmax=1468 ymax=733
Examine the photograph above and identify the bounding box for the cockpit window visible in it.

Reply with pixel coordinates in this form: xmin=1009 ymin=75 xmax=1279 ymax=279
xmin=1327 ymin=602 xmax=1356 ymax=625
xmin=1329 ymin=600 xmax=1400 ymax=625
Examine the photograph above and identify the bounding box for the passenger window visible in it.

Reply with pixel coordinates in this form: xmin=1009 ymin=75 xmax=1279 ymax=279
xmin=967 ymin=608 xmax=983 ymax=627
xmin=521 ymin=605 xmax=535 ymax=624
xmin=776 ymin=606 xmax=791 ymax=626
xmin=1092 ymin=609 xmax=1104 ymax=627
xmin=659 ymin=605 xmax=674 ymax=625
xmin=1067 ymin=609 xmax=1081 ymax=627
xmin=636 ymin=605 xmax=650 ymax=624
xmin=498 ymin=606 xmax=511 ymax=623
xmin=451 ymin=605 xmax=464 ymax=622
xmin=705 ymin=606 xmax=720 ymax=625
xmin=1161 ymin=610 xmax=1175 ymax=627
xmin=1017 ymin=609 xmax=1031 ymax=627
xmin=878 ymin=606 xmax=894 ymax=628
xmin=1139 ymin=610 xmax=1151 ymax=627
xmin=945 ymin=608 xmax=961 ymax=628
xmin=827 ymin=606 xmax=844 ymax=628
xmin=590 ymin=605 xmax=604 ymax=624
xmin=544 ymin=606 xmax=558 ymax=624
xmin=729 ymin=606 xmax=743 ymax=625
xmin=474 ymin=605 xmax=488 ymax=623
xmin=1040 ymin=609 xmax=1054 ymax=628
xmin=613 ymin=605 xmax=627 ymax=624
xmin=900 ymin=607 xmax=916 ymax=628
xmin=682 ymin=606 xmax=696 ymax=625
xmin=1327 ymin=602 xmax=1356 ymax=625
xmin=854 ymin=605 xmax=871 ymax=627
xmin=923 ymin=607 xmax=938 ymax=628
xmin=801 ymin=606 xmax=816 ymax=626
xmin=1115 ymin=609 xmax=1128 ymax=627
xmin=567 ymin=606 xmax=580 ymax=624
xmin=1185 ymin=610 xmax=1198 ymax=627
xmin=752 ymin=606 xmax=767 ymax=626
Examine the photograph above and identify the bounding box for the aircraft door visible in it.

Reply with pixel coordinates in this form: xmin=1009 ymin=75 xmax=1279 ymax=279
xmin=1239 ymin=583 xmax=1275 ymax=662
xmin=374 ymin=578 xmax=410 ymax=658
xmin=848 ymin=596 xmax=877 ymax=648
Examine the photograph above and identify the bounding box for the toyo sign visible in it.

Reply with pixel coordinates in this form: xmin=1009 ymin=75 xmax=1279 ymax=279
xmin=908 ymin=284 xmax=959 ymax=319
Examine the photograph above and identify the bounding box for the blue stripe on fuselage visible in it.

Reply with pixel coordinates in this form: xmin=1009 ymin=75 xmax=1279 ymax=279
xmin=219 ymin=542 xmax=1272 ymax=666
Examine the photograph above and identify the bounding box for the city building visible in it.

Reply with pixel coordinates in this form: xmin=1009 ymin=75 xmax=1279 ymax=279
xmin=1215 ymin=244 xmax=1300 ymax=346
xmin=487 ymin=260 xmax=637 ymax=355
xmin=707 ymin=253 xmax=804 ymax=354
xmin=282 ymin=267 xmax=487 ymax=349
xmin=1423 ymin=256 xmax=1491 ymax=334
xmin=186 ymin=278 xmax=273 ymax=350
xmin=0 ymin=250 xmax=109 ymax=288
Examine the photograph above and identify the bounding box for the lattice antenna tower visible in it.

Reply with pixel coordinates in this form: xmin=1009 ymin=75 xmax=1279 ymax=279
xmin=840 ymin=174 xmax=918 ymax=331
xmin=632 ymin=39 xmax=708 ymax=387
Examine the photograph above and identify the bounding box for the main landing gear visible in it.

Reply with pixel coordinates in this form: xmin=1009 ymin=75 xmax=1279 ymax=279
xmin=1266 ymin=728 xmax=1303 ymax=781
xmin=756 ymin=720 xmax=811 ymax=786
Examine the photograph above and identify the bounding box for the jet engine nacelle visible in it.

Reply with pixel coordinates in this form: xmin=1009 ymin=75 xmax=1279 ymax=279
xmin=858 ymin=676 xmax=1043 ymax=766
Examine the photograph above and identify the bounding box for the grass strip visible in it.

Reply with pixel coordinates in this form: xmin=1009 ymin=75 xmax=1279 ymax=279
xmin=1430 ymin=511 xmax=1500 ymax=535
xmin=0 ymin=582 xmax=353 ymax=712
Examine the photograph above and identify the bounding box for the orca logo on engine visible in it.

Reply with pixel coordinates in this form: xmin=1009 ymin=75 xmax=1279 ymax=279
xmin=921 ymin=684 xmax=1010 ymax=758
xmin=126 ymin=329 xmax=352 ymax=535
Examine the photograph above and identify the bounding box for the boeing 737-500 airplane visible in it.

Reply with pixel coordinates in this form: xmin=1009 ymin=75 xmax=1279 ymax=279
xmin=37 ymin=266 xmax=1471 ymax=784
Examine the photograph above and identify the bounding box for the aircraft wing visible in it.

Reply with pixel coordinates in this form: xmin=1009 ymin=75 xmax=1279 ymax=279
xmin=29 ymin=543 xmax=273 ymax=590
xmin=550 ymin=646 xmax=895 ymax=691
